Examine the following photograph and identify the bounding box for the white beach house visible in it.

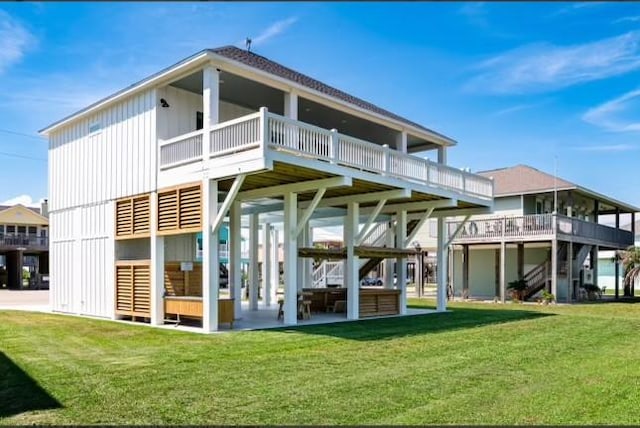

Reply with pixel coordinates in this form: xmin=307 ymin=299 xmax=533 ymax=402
xmin=40 ymin=46 xmax=493 ymax=331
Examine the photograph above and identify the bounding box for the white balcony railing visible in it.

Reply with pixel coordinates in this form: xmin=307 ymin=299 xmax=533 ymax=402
xmin=158 ymin=108 xmax=494 ymax=200
xmin=448 ymin=214 xmax=634 ymax=247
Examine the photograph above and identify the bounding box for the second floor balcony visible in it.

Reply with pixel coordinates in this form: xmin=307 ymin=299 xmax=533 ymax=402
xmin=157 ymin=109 xmax=494 ymax=203
xmin=0 ymin=234 xmax=49 ymax=251
xmin=448 ymin=214 xmax=634 ymax=249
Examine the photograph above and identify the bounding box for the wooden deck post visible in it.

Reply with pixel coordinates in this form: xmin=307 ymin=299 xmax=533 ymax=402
xmin=551 ymin=239 xmax=558 ymax=298
xmin=150 ymin=191 xmax=165 ymax=325
xmin=396 ymin=209 xmax=408 ymax=315
xmin=462 ymin=244 xmax=469 ymax=299
xmin=202 ymin=178 xmax=220 ymax=332
xmin=436 ymin=216 xmax=447 ymax=312
xmin=567 ymin=241 xmax=573 ymax=303
xmin=230 ymin=201 xmax=242 ymax=318
xmin=500 ymin=241 xmax=506 ymax=303
xmin=262 ymin=221 xmax=272 ymax=307
xmin=271 ymin=226 xmax=280 ymax=303
xmin=345 ymin=201 xmax=360 ymax=320
xmin=283 ymin=192 xmax=298 ymax=325
xmin=384 ymin=221 xmax=395 ymax=289
xmin=517 ymin=243 xmax=524 ymax=279
xmin=249 ymin=213 xmax=259 ymax=311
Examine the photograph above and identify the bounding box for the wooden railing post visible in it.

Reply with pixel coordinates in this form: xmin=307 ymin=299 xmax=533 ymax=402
xmin=260 ymin=107 xmax=269 ymax=157
xmin=501 ymin=216 xmax=506 ymax=239
xmin=382 ymin=144 xmax=390 ymax=176
xmin=329 ymin=128 xmax=338 ymax=164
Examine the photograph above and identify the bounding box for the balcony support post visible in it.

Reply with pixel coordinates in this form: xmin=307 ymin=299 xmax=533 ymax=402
xmin=436 ymin=216 xmax=448 ymax=312
xmin=249 ymin=213 xmax=259 ymax=311
xmin=150 ymin=191 xmax=165 ymax=326
xmin=517 ymin=243 xmax=524 ymax=280
xmin=203 ymin=65 xmax=220 ymax=160
xmin=271 ymin=226 xmax=280 ymax=305
xmin=345 ymin=201 xmax=360 ymax=320
xmin=437 ymin=146 xmax=447 ymax=165
xmin=229 ymin=201 xmax=243 ymax=318
xmin=462 ymin=244 xmax=469 ymax=299
xmin=384 ymin=221 xmax=395 ymax=290
xmin=499 ymin=240 xmax=506 ymax=303
xmin=567 ymin=241 xmax=573 ymax=303
xmin=396 ymin=209 xmax=408 ymax=315
xmin=202 ymin=177 xmax=220 ymax=332
xmin=329 ymin=129 xmax=338 ymax=164
xmin=262 ymin=221 xmax=272 ymax=307
xmin=283 ymin=192 xmax=298 ymax=325
xmin=395 ymin=130 xmax=407 ymax=154
xmin=551 ymin=238 xmax=558 ymax=298
xmin=591 ymin=245 xmax=599 ymax=290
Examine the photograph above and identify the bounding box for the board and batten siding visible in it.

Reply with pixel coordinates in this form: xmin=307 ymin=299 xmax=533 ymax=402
xmin=48 ymin=89 xmax=157 ymax=212
xmin=49 ymin=202 xmax=115 ymax=318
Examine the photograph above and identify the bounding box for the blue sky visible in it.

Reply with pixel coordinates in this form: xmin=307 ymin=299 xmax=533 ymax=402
xmin=1 ymin=2 xmax=639 ymax=208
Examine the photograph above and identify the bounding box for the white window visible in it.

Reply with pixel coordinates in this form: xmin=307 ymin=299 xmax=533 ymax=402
xmin=89 ymin=121 xmax=102 ymax=134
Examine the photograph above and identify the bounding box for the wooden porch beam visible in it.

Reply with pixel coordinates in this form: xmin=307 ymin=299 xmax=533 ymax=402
xmin=298 ymin=188 xmax=410 ymax=209
xmin=212 ymin=174 xmax=246 ymax=234
xmin=296 ymin=188 xmax=326 ymax=238
xmin=445 ymin=214 xmax=471 ymax=247
xmin=404 ymin=207 xmax=434 ymax=247
xmin=355 ymin=199 xmax=387 ymax=246
xmin=376 ymin=198 xmax=457 ymax=215
xmin=238 ymin=176 xmax=351 ymax=200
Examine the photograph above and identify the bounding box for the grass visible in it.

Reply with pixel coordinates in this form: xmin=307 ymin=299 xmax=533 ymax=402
xmin=2 ymin=299 xmax=640 ymax=425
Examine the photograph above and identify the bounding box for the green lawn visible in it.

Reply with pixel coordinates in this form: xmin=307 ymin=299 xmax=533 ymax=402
xmin=2 ymin=299 xmax=640 ymax=425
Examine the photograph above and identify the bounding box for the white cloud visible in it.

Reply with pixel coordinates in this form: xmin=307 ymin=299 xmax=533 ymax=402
xmin=490 ymin=100 xmax=549 ymax=117
xmin=1 ymin=194 xmax=42 ymax=207
xmin=465 ymin=31 xmax=640 ymax=94
xmin=0 ymin=10 xmax=36 ymax=74
xmin=614 ymin=15 xmax=640 ymax=24
xmin=252 ymin=17 xmax=298 ymax=46
xmin=583 ymin=89 xmax=640 ymax=132
xmin=573 ymin=144 xmax=638 ymax=152
xmin=458 ymin=2 xmax=488 ymax=28
xmin=550 ymin=2 xmax=606 ymax=17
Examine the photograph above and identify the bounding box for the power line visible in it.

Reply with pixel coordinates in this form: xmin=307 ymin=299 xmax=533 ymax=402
xmin=0 ymin=151 xmax=47 ymax=162
xmin=0 ymin=128 xmax=47 ymax=141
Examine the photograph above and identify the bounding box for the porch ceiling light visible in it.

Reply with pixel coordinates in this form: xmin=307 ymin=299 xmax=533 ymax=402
xmin=160 ymin=98 xmax=170 ymax=108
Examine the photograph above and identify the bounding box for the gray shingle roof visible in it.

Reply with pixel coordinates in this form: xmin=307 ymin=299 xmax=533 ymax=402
xmin=477 ymin=164 xmax=575 ymax=196
xmin=209 ymin=46 xmax=451 ymax=141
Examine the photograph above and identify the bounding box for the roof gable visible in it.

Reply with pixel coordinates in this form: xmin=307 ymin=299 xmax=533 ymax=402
xmin=0 ymin=204 xmax=48 ymax=226
xmin=478 ymin=164 xmax=575 ymax=196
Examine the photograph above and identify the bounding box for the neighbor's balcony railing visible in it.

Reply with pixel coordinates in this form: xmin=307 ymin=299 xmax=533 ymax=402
xmin=448 ymin=214 xmax=634 ymax=247
xmin=0 ymin=234 xmax=49 ymax=250
xmin=158 ymin=108 xmax=494 ymax=200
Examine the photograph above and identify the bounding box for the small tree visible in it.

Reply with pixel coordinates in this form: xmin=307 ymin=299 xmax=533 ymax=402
xmin=619 ymin=246 xmax=640 ymax=297
xmin=507 ymin=278 xmax=528 ymax=301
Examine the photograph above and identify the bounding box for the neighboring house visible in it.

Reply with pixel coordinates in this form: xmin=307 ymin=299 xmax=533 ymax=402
xmin=40 ymin=46 xmax=493 ymax=332
xmin=0 ymin=201 xmax=49 ymax=289
xmin=445 ymin=164 xmax=637 ymax=302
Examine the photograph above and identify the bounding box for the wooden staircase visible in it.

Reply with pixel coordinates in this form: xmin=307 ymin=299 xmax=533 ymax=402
xmin=522 ymin=260 xmax=551 ymax=301
xmin=359 ymin=219 xmax=421 ymax=280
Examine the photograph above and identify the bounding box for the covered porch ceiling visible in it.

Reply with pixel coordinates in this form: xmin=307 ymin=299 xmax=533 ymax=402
xmin=168 ymin=69 xmax=441 ymax=154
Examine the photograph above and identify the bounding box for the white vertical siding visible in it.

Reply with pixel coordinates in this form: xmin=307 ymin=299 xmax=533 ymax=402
xmin=48 ymin=90 xmax=157 ymax=212
xmin=49 ymin=202 xmax=114 ymax=318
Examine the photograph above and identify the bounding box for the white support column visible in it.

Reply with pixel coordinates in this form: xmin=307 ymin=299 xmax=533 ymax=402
xmin=593 ymin=245 xmax=599 ymax=289
xmin=396 ymin=209 xmax=408 ymax=315
xmin=249 ymin=213 xmax=259 ymax=311
xmin=437 ymin=146 xmax=447 ymax=164
xmin=297 ymin=208 xmax=305 ymax=292
xmin=262 ymin=221 xmax=272 ymax=307
xmin=305 ymin=225 xmax=314 ymax=289
xmin=150 ymin=191 xmax=165 ymax=325
xmin=284 ymin=91 xmax=298 ymax=120
xmin=271 ymin=226 xmax=280 ymax=302
xmin=551 ymin=239 xmax=558 ymax=298
xmin=500 ymin=241 xmax=506 ymax=303
xmin=202 ymin=178 xmax=220 ymax=332
xmin=395 ymin=131 xmax=408 ymax=154
xmin=202 ymin=66 xmax=220 ymax=159
xmin=567 ymin=241 xmax=573 ymax=304
xmin=283 ymin=192 xmax=298 ymax=325
xmin=436 ymin=217 xmax=448 ymax=312
xmin=384 ymin=221 xmax=395 ymax=289
xmin=229 ymin=201 xmax=242 ymax=318
xmin=345 ymin=201 xmax=360 ymax=320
